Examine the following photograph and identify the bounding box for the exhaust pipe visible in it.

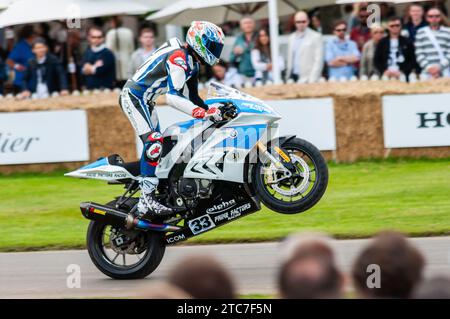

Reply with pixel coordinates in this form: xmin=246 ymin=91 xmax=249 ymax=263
xmin=80 ymin=202 xmax=180 ymax=232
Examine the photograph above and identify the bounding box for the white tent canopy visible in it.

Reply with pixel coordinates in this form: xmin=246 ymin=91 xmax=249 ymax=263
xmin=147 ymin=0 xmax=432 ymax=84
xmin=132 ymin=0 xmax=172 ymax=12
xmin=148 ymin=0 xmax=433 ymax=26
xmin=147 ymin=0 xmax=337 ymax=26
xmin=147 ymin=0 xmax=337 ymax=84
xmin=337 ymin=0 xmax=429 ymax=3
xmin=0 ymin=0 xmax=162 ymax=28
xmin=0 ymin=0 xmax=15 ymax=10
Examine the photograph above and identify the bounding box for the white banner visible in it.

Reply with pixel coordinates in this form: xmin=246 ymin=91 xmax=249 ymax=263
xmin=268 ymin=98 xmax=336 ymax=151
xmin=0 ymin=110 xmax=90 ymax=165
xmin=382 ymin=94 xmax=450 ymax=148
xmin=139 ymin=98 xmax=336 ymax=155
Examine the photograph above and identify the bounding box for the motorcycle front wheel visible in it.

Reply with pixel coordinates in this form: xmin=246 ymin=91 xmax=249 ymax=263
xmin=252 ymin=138 xmax=328 ymax=214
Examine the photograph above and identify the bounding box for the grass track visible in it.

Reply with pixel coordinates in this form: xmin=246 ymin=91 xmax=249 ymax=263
xmin=0 ymin=158 xmax=449 ymax=251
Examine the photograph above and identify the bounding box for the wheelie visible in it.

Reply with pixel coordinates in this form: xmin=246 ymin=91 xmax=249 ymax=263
xmin=65 ymin=21 xmax=328 ymax=279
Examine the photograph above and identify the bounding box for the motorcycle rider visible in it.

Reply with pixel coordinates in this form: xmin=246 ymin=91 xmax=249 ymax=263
xmin=119 ymin=21 xmax=225 ymax=218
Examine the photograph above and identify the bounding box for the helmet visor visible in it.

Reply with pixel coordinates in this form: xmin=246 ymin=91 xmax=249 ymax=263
xmin=202 ymin=34 xmax=224 ymax=59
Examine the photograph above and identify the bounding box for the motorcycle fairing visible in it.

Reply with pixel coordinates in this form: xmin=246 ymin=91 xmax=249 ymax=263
xmin=165 ymin=182 xmax=260 ymax=245
xmin=64 ymin=156 xmax=138 ymax=181
xmin=206 ymin=98 xmax=279 ymax=117
xmin=157 ymin=109 xmax=280 ymax=183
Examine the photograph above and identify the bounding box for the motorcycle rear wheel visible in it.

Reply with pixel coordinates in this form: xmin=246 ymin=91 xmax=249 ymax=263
xmin=86 ymin=201 xmax=166 ymax=279
xmin=252 ymin=138 xmax=328 ymax=214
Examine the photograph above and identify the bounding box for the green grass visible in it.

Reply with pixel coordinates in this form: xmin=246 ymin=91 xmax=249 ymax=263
xmin=0 ymin=158 xmax=449 ymax=251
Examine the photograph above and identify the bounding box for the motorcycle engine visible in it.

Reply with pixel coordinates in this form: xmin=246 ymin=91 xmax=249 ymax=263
xmin=178 ymin=178 xmax=213 ymax=200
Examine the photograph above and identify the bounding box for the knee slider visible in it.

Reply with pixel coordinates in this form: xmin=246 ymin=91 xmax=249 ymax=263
xmin=144 ymin=132 xmax=164 ymax=164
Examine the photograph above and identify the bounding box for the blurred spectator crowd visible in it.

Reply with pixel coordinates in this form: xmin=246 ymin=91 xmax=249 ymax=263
xmin=0 ymin=16 xmax=158 ymax=98
xmin=219 ymin=3 xmax=450 ymax=86
xmin=139 ymin=231 xmax=450 ymax=299
xmin=1 ymin=2 xmax=450 ymax=99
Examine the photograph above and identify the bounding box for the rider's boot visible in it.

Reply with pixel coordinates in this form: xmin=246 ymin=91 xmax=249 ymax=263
xmin=137 ymin=177 xmax=174 ymax=218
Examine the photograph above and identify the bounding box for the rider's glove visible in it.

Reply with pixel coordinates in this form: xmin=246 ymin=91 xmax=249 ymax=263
xmin=204 ymin=107 xmax=222 ymax=122
xmin=192 ymin=107 xmax=206 ymax=119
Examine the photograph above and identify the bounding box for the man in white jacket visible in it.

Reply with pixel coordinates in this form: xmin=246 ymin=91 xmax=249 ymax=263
xmin=286 ymin=11 xmax=324 ymax=83
xmin=106 ymin=16 xmax=135 ymax=87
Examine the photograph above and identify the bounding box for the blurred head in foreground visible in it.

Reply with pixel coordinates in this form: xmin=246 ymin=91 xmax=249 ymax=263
xmin=352 ymin=231 xmax=425 ymax=299
xmin=168 ymin=255 xmax=236 ymax=299
xmin=138 ymin=282 xmax=192 ymax=299
xmin=278 ymin=233 xmax=343 ymax=299
xmin=413 ymin=277 xmax=450 ymax=299
xmin=279 ymin=232 xmax=334 ymax=262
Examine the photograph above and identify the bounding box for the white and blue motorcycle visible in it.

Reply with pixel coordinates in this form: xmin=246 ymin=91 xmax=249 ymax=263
xmin=66 ymin=82 xmax=328 ymax=279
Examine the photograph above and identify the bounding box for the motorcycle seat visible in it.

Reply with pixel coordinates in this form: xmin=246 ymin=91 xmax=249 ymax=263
xmin=117 ymin=161 xmax=141 ymax=177
xmin=106 ymin=154 xmax=141 ymax=177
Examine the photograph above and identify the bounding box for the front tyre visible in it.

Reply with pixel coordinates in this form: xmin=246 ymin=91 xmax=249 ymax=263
xmin=87 ymin=221 xmax=165 ymax=279
xmin=252 ymin=138 xmax=328 ymax=214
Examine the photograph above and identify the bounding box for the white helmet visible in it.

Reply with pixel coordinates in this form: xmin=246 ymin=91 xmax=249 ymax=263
xmin=186 ymin=21 xmax=225 ymax=66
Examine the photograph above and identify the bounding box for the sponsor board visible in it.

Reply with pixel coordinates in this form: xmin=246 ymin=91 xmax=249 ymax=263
xmin=382 ymin=94 xmax=450 ymax=148
xmin=0 ymin=110 xmax=89 ymax=165
xmin=268 ymin=98 xmax=336 ymax=151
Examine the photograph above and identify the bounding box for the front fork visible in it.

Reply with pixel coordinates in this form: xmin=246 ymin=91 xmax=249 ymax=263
xmin=256 ymin=141 xmax=294 ymax=183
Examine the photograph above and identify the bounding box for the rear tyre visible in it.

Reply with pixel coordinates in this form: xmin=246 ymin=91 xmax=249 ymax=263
xmin=252 ymin=138 xmax=328 ymax=214
xmin=86 ymin=200 xmax=166 ymax=279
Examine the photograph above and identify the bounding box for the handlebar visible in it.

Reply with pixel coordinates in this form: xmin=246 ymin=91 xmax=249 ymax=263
xmin=218 ymin=102 xmax=238 ymax=121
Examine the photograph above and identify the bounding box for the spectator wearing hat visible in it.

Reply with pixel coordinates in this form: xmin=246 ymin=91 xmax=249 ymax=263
xmin=20 ymin=39 xmax=69 ymax=99
xmin=286 ymin=11 xmax=323 ymax=83
xmin=82 ymin=26 xmax=116 ymax=90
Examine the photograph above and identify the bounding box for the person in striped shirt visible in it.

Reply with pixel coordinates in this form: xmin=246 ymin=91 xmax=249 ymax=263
xmin=414 ymin=7 xmax=450 ymax=79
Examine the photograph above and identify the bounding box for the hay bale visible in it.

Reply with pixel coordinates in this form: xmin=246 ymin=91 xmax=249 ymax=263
xmin=2 ymin=80 xmax=450 ymax=174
